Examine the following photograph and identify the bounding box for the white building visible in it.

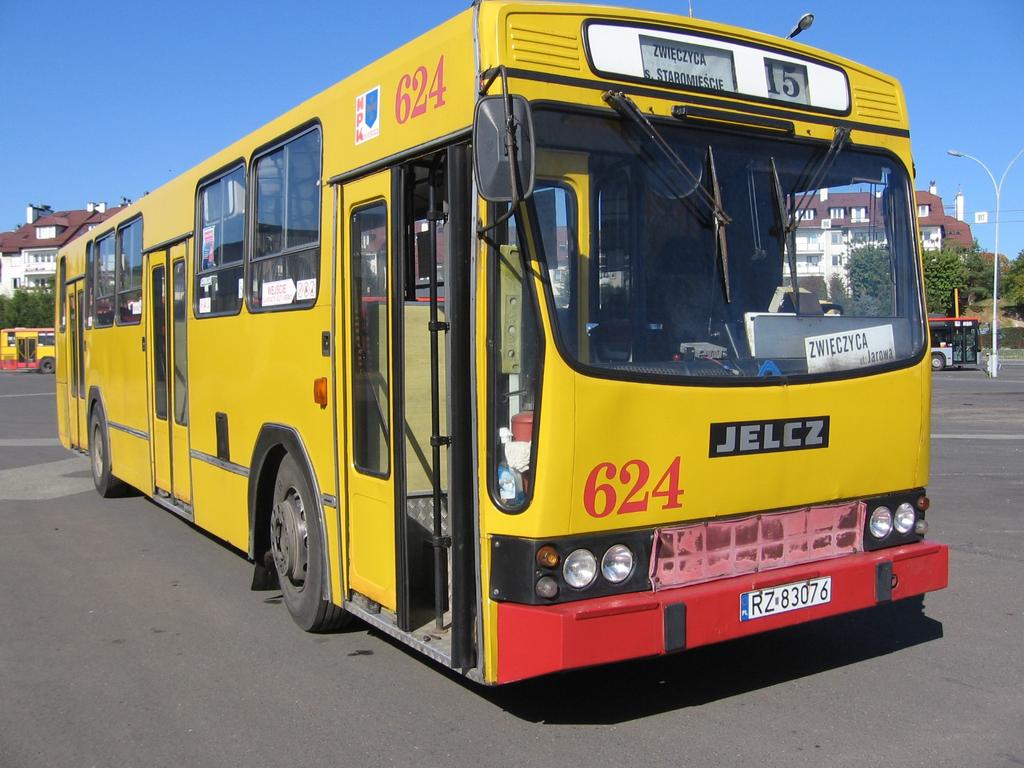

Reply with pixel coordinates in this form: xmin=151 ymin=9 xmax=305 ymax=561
xmin=793 ymin=184 xmax=973 ymax=289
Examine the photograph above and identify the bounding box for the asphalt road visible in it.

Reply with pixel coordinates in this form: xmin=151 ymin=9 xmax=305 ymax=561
xmin=0 ymin=365 xmax=1021 ymax=768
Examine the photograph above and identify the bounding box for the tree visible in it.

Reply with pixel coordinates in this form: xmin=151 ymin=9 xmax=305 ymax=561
xmin=0 ymin=288 xmax=55 ymax=328
xmin=923 ymin=247 xmax=968 ymax=315
xmin=826 ymin=273 xmax=851 ymax=310
xmin=1003 ymin=250 xmax=1024 ymax=308
xmin=846 ymin=245 xmax=894 ymax=315
xmin=962 ymin=240 xmax=991 ymax=304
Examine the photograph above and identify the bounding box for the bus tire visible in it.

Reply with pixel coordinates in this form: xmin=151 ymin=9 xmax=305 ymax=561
xmin=89 ymin=406 xmax=127 ymax=498
xmin=930 ymin=353 xmax=946 ymax=372
xmin=38 ymin=357 xmax=55 ymax=374
xmin=269 ymin=453 xmax=348 ymax=632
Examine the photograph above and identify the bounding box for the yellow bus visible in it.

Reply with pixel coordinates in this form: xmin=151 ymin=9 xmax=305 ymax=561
xmin=56 ymin=1 xmax=947 ymax=684
xmin=2 ymin=327 xmax=56 ymax=373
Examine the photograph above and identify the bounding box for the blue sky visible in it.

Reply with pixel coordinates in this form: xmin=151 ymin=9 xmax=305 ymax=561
xmin=2 ymin=0 xmax=1022 ymax=258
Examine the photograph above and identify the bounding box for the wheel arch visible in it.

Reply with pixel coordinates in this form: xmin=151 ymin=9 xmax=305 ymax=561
xmin=87 ymin=386 xmax=106 ymax=436
xmin=247 ymin=424 xmax=332 ymax=603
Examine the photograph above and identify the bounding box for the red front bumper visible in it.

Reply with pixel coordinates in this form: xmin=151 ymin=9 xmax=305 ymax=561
xmin=496 ymin=541 xmax=948 ymax=684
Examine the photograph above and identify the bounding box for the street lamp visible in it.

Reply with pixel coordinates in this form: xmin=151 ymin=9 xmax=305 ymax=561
xmin=948 ymin=146 xmax=1024 ymax=377
xmin=786 ymin=12 xmax=815 ymax=39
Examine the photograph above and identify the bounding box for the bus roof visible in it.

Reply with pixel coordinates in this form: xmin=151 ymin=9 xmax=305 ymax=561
xmin=59 ymin=0 xmax=907 ymax=268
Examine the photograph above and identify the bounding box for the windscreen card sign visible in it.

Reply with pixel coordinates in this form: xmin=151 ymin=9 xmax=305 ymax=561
xmin=202 ymin=226 xmax=216 ymax=269
xmin=639 ymin=34 xmax=736 ymax=92
xmin=355 ymin=86 xmax=380 ymax=145
xmin=262 ymin=278 xmax=296 ymax=308
xmin=295 ymin=278 xmax=316 ymax=301
xmin=805 ymin=324 xmax=896 ymax=373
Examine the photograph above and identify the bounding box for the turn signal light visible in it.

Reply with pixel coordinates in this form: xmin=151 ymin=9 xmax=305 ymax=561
xmin=536 ymin=545 xmax=559 ymax=568
xmin=916 ymin=495 xmax=930 ymax=511
xmin=313 ymin=377 xmax=328 ymax=409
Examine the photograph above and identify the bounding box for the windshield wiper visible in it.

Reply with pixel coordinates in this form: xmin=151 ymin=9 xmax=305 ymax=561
xmin=769 ymin=157 xmax=799 ymax=309
xmin=705 ymin=146 xmax=731 ymax=302
xmin=769 ymin=127 xmax=850 ymax=314
xmin=602 ymin=90 xmax=733 ymax=301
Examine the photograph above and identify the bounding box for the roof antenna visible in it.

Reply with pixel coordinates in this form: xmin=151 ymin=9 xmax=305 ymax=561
xmin=786 ymin=12 xmax=814 ymax=39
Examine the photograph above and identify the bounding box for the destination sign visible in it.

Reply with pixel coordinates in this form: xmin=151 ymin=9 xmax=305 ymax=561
xmin=764 ymin=57 xmax=810 ymax=105
xmin=585 ymin=22 xmax=851 ymax=112
xmin=639 ymin=34 xmax=736 ymax=92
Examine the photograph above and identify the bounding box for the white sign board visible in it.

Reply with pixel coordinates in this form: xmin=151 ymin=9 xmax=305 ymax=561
xmin=586 ymin=22 xmax=850 ymax=112
xmin=974 ymin=211 xmax=989 ymax=224
xmin=805 ymin=324 xmax=896 ymax=373
xmin=262 ymin=278 xmax=296 ymax=308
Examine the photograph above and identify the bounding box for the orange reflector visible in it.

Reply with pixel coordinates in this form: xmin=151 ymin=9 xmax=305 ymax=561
xmin=536 ymin=545 xmax=559 ymax=568
xmin=313 ymin=377 xmax=328 ymax=409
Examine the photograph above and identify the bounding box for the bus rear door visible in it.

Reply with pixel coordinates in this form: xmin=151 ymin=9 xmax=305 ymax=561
xmin=146 ymin=244 xmax=192 ymax=510
xmin=66 ymin=283 xmax=87 ymax=449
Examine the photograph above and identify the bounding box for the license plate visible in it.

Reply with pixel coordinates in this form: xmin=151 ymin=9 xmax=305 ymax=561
xmin=740 ymin=576 xmax=831 ymax=621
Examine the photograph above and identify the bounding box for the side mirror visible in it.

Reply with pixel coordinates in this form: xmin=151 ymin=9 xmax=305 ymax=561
xmin=473 ymin=95 xmax=535 ymax=203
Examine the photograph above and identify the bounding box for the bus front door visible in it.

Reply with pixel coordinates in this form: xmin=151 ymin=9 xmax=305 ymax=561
xmin=340 ymin=171 xmax=398 ymax=612
xmin=146 ymin=245 xmax=192 ymax=510
xmin=339 ymin=153 xmax=474 ymax=659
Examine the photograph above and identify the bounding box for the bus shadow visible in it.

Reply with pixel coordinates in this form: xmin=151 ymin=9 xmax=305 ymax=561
xmin=479 ymin=600 xmax=943 ymax=724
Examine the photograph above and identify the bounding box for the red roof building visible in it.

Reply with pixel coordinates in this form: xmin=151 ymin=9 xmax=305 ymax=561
xmin=0 ymin=203 xmax=122 ymax=295
xmin=791 ymin=185 xmax=973 ymax=288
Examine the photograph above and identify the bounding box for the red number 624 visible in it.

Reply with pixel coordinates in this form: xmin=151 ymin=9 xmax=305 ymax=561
xmin=583 ymin=457 xmax=684 ymax=518
xmin=395 ymin=56 xmax=447 ymax=125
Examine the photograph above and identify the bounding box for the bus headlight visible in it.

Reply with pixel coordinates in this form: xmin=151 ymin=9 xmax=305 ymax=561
xmin=869 ymin=506 xmax=893 ymax=538
xmin=563 ymin=549 xmax=597 ymax=589
xmin=894 ymin=502 xmax=916 ymax=534
xmin=601 ymin=545 xmax=634 ymax=583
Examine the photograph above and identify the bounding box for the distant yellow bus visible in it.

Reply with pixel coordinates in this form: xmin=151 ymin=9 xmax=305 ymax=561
xmin=2 ymin=327 xmax=55 ymax=373
xmin=56 ymin=1 xmax=947 ymax=684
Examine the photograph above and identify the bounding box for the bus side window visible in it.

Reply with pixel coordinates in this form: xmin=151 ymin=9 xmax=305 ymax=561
xmin=94 ymin=232 xmax=116 ymax=328
xmin=58 ymin=256 xmax=66 ymax=331
xmin=116 ymin=217 xmax=143 ymax=325
xmin=196 ymin=165 xmax=246 ymax=317
xmin=85 ymin=241 xmax=94 ymax=328
xmin=489 ymin=211 xmax=543 ymax=512
xmin=250 ymin=127 xmax=321 ymax=311
xmin=350 ymin=202 xmax=390 ymax=476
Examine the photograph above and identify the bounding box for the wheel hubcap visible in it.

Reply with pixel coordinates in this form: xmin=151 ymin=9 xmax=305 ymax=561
xmin=270 ymin=489 xmax=308 ymax=587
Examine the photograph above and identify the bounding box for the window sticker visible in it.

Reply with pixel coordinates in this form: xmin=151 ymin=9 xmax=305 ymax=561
xmin=805 ymin=324 xmax=895 ymax=373
xmin=202 ymin=225 xmax=216 ymax=270
xmin=355 ymin=86 xmax=381 ymax=145
xmin=238 ymin=278 xmax=244 ymax=299
xmin=296 ymin=278 xmax=317 ymax=301
xmin=198 ymin=297 xmax=212 ymax=314
xmin=262 ymin=278 xmax=296 ymax=307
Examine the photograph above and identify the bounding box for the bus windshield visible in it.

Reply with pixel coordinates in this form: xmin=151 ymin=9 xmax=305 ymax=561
xmin=526 ymin=107 xmax=924 ymax=383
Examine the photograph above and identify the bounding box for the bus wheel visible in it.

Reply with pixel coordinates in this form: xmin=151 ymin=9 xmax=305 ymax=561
xmin=930 ymin=353 xmax=946 ymax=372
xmin=89 ymin=407 xmax=126 ymax=498
xmin=269 ymin=453 xmax=348 ymax=632
xmin=38 ymin=357 xmax=55 ymax=374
